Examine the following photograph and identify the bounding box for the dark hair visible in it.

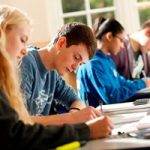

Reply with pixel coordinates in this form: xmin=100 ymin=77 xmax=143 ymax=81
xmin=93 ymin=17 xmax=124 ymax=40
xmin=142 ymin=19 xmax=150 ymax=29
xmin=53 ymin=22 xmax=96 ymax=58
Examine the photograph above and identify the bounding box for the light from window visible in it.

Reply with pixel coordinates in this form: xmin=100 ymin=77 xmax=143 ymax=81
xmin=64 ymin=15 xmax=87 ymax=24
xmin=90 ymin=0 xmax=113 ymax=9
xmin=62 ymin=0 xmax=85 ymax=13
xmin=137 ymin=0 xmax=150 ymax=25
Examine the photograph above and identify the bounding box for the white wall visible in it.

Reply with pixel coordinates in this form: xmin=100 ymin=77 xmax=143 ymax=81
xmin=114 ymin=0 xmax=140 ymax=34
xmin=0 ymin=0 xmax=56 ymax=43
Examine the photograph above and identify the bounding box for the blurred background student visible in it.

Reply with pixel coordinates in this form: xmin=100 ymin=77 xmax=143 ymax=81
xmin=0 ymin=5 xmax=113 ymax=149
xmin=111 ymin=19 xmax=150 ymax=79
xmin=77 ymin=17 xmax=150 ymax=107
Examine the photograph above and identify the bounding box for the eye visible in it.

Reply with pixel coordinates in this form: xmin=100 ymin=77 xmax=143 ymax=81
xmin=21 ymin=36 xmax=28 ymax=44
xmin=74 ymin=55 xmax=80 ymax=61
xmin=21 ymin=39 xmax=26 ymax=43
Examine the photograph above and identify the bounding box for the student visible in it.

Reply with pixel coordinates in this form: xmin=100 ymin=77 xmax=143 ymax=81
xmin=76 ymin=17 xmax=150 ymax=107
xmin=0 ymin=5 xmax=113 ymax=149
xmin=1 ymin=4 xmax=100 ymax=124
xmin=111 ymin=19 xmax=150 ymax=79
xmin=20 ymin=21 xmax=103 ymax=125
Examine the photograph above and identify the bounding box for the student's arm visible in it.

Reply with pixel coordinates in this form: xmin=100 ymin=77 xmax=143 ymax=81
xmin=54 ymin=71 xmax=86 ymax=110
xmin=0 ymin=91 xmax=90 ymax=150
xmin=70 ymin=99 xmax=86 ymax=111
xmin=31 ymin=106 xmax=101 ymax=125
xmin=93 ymin=64 xmax=146 ymax=103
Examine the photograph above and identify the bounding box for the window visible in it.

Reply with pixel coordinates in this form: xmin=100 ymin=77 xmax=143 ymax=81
xmin=137 ymin=0 xmax=150 ymax=25
xmin=48 ymin=0 xmax=143 ymax=39
xmin=61 ymin=0 xmax=114 ymax=26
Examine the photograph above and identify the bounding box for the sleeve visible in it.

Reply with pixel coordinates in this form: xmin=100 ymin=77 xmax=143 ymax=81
xmin=76 ymin=63 xmax=109 ymax=105
xmin=54 ymin=72 xmax=79 ymax=107
xmin=92 ymin=64 xmax=146 ymax=104
xmin=19 ymin=57 xmax=34 ymax=111
xmin=0 ymin=91 xmax=90 ymax=150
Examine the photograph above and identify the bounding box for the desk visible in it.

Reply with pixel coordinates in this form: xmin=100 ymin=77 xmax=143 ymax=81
xmin=81 ymin=137 xmax=150 ymax=150
xmin=82 ymin=102 xmax=150 ymax=150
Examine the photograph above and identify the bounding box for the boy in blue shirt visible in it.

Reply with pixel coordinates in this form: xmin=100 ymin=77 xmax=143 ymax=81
xmin=20 ymin=22 xmax=103 ymax=125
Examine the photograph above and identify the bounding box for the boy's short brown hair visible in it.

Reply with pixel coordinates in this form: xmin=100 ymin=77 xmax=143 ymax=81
xmin=53 ymin=22 xmax=96 ymax=58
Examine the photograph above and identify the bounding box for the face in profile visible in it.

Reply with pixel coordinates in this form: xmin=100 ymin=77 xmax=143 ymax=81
xmin=5 ymin=24 xmax=30 ymax=60
xmin=110 ymin=32 xmax=125 ymax=55
xmin=54 ymin=40 xmax=89 ymax=75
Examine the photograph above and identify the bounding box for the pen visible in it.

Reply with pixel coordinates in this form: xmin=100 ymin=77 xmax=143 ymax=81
xmin=99 ymin=100 xmax=103 ymax=114
xmin=56 ymin=141 xmax=86 ymax=150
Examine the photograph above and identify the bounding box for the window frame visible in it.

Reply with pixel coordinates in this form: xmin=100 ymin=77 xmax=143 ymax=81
xmin=49 ymin=0 xmax=149 ymax=39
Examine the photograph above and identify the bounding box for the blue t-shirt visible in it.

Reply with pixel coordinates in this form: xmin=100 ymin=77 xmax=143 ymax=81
xmin=20 ymin=48 xmax=78 ymax=115
xmin=77 ymin=50 xmax=146 ymax=107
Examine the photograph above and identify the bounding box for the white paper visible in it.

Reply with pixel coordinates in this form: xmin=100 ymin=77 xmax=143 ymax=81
xmin=96 ymin=102 xmax=150 ymax=115
xmin=136 ymin=115 xmax=150 ymax=129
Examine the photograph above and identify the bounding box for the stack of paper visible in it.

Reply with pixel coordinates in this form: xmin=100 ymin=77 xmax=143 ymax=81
xmin=97 ymin=102 xmax=150 ymax=115
xmin=110 ymin=112 xmax=147 ymax=125
xmin=137 ymin=115 xmax=150 ymax=129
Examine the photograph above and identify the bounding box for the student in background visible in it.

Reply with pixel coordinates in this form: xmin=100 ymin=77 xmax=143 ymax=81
xmin=0 ymin=5 xmax=113 ymax=149
xmin=77 ymin=17 xmax=150 ymax=107
xmin=111 ymin=19 xmax=150 ymax=79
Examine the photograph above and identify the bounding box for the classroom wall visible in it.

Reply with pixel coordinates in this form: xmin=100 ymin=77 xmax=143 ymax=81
xmin=0 ymin=0 xmax=53 ymax=43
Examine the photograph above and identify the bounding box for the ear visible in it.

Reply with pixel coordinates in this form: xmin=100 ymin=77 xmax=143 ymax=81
xmin=55 ymin=36 xmax=67 ymax=50
xmin=105 ymin=32 xmax=113 ymax=41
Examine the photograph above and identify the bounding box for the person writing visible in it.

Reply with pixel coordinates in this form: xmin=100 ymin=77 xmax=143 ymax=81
xmin=20 ymin=21 xmax=103 ymax=125
xmin=0 ymin=5 xmax=113 ymax=149
xmin=77 ymin=17 xmax=150 ymax=107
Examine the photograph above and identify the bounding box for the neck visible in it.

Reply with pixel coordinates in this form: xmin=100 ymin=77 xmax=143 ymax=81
xmin=38 ymin=46 xmax=55 ymax=70
xmin=98 ymin=41 xmax=110 ymax=55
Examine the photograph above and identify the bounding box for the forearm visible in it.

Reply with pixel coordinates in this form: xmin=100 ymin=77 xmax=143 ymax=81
xmin=31 ymin=113 xmax=77 ymax=126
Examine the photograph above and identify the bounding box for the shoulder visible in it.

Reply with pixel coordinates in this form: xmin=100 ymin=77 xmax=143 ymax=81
xmin=22 ymin=50 xmax=37 ymax=64
xmin=20 ymin=50 xmax=39 ymax=72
